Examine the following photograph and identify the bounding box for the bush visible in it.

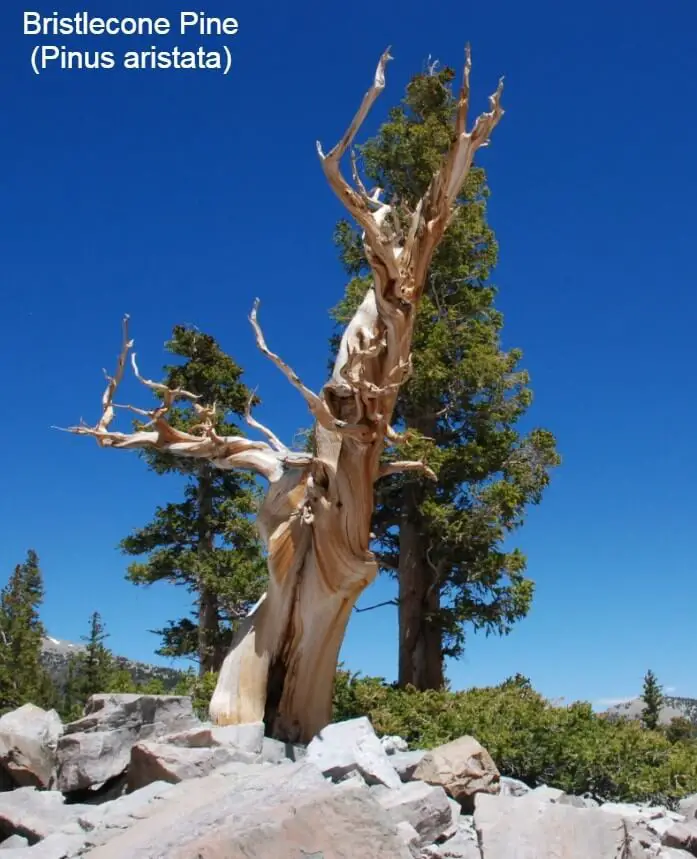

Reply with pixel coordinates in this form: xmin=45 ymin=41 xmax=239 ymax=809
xmin=333 ymin=668 xmax=697 ymax=806
xmin=160 ymin=664 xmax=697 ymax=806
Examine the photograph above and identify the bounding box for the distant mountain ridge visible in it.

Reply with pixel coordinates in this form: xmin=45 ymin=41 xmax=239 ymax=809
xmin=601 ymin=695 xmax=697 ymax=726
xmin=40 ymin=635 xmax=184 ymax=690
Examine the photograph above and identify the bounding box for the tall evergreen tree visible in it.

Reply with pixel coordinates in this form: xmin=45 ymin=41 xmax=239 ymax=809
xmin=332 ymin=65 xmax=560 ymax=690
xmin=120 ymin=326 xmax=267 ymax=674
xmin=76 ymin=611 xmax=115 ymax=699
xmin=0 ymin=550 xmax=53 ymax=712
xmin=642 ymin=669 xmax=664 ymax=731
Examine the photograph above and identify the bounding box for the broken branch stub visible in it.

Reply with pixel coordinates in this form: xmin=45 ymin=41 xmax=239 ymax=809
xmin=67 ymin=46 xmax=503 ymax=743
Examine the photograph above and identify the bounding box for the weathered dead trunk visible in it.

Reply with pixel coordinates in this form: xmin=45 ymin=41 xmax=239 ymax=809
xmin=398 ymin=496 xmax=444 ymax=691
xmin=69 ymin=47 xmax=504 ymax=743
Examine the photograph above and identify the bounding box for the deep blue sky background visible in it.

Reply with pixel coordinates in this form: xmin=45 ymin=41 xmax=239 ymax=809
xmin=3 ymin=0 xmax=696 ymax=709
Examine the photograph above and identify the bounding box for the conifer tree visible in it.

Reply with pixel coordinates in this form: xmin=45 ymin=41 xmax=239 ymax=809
xmin=120 ymin=326 xmax=266 ymax=674
xmin=0 ymin=550 xmax=54 ymax=712
xmin=642 ymin=669 xmax=664 ymax=730
xmin=332 ymin=65 xmax=560 ymax=689
xmin=76 ymin=611 xmax=115 ymax=699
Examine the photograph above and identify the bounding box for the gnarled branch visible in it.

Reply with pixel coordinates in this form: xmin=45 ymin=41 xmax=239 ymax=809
xmin=377 ymin=460 xmax=437 ymax=481
xmin=316 ymin=48 xmax=401 ymax=283
xmin=250 ymin=299 xmax=372 ymax=442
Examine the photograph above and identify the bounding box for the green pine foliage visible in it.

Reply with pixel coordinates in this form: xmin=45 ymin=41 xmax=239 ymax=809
xmin=120 ymin=325 xmax=267 ymax=673
xmin=331 ymin=65 xmax=560 ymax=685
xmin=0 ymin=551 xmax=55 ymax=713
xmin=642 ymin=670 xmax=664 ymax=731
xmin=332 ymin=669 xmax=697 ymax=807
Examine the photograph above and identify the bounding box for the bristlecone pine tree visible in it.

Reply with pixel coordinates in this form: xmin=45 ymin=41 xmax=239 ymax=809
xmin=331 ymin=65 xmax=559 ymax=690
xmin=119 ymin=326 xmax=266 ymax=674
xmin=0 ymin=550 xmax=54 ymax=713
xmin=68 ymin=47 xmax=517 ymax=742
xmin=642 ymin=669 xmax=664 ymax=731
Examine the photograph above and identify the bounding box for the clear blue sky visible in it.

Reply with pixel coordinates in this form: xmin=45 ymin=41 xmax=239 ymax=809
xmin=3 ymin=0 xmax=696 ymax=710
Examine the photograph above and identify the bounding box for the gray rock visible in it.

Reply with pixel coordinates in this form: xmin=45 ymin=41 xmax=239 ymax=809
xmin=79 ymin=763 xmax=412 ymax=858
xmin=679 ymin=794 xmax=697 ymax=820
xmin=128 ymin=740 xmax=255 ymax=790
xmin=423 ymin=831 xmax=481 ymax=858
xmin=0 ymin=704 xmax=63 ymax=788
xmin=499 ymin=776 xmax=530 ymax=797
xmin=653 ymin=848 xmax=697 ymax=859
xmin=395 ymin=820 xmax=420 ymax=856
xmin=440 ymin=796 xmax=463 ymax=840
xmin=376 ymin=780 xmax=453 ymax=845
xmin=381 ymin=735 xmax=408 ymax=755
xmin=56 ymin=694 xmax=199 ymax=792
xmin=529 ymin=784 xmax=566 ymax=802
xmin=391 ymin=750 xmax=427 ymax=782
xmin=0 ymin=787 xmax=90 ymax=842
xmin=647 ymin=817 xmax=682 ymax=839
xmin=474 ymin=793 xmax=650 ymax=858
xmin=0 ymin=831 xmax=88 ymax=858
xmin=558 ymin=793 xmax=600 ymax=809
xmin=0 ymin=835 xmax=29 ymax=849
xmin=161 ymin=721 xmax=264 ymax=755
xmin=259 ymin=736 xmax=306 ymax=764
xmin=662 ymin=820 xmax=697 ymax=854
xmin=306 ymin=716 xmax=402 ymax=789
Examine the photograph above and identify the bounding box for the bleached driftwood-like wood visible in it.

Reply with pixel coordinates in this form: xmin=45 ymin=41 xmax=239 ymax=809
xmin=67 ymin=47 xmax=504 ymax=743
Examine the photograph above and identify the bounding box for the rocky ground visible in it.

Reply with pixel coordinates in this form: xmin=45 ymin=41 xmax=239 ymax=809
xmin=0 ymin=694 xmax=696 ymax=857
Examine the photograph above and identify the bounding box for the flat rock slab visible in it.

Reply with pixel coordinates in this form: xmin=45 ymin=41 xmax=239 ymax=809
xmin=306 ymin=716 xmax=402 ymax=789
xmin=376 ymin=780 xmax=454 ymax=845
xmin=81 ymin=761 xmax=412 ymax=858
xmin=161 ymin=722 xmax=264 ymax=755
xmin=0 ymin=834 xmax=29 ymax=849
xmin=57 ymin=694 xmax=199 ymax=793
xmin=474 ymin=793 xmax=651 ymax=859
xmin=128 ymin=741 xmax=256 ymax=790
xmin=0 ymin=786 xmax=90 ymax=842
xmin=391 ymin=750 xmax=427 ymax=782
xmin=0 ymin=831 xmax=88 ymax=859
xmin=0 ymin=704 xmax=63 ymax=789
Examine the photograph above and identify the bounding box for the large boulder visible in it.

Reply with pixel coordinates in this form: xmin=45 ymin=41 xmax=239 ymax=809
xmin=0 ymin=786 xmax=91 ymax=843
xmin=474 ymin=793 xmax=651 ymax=858
xmin=375 ymin=780 xmax=454 ymax=845
xmin=0 ymin=704 xmax=63 ymax=788
xmin=306 ymin=717 xmax=402 ymax=789
xmin=128 ymin=742 xmax=263 ymax=790
xmin=56 ymin=694 xmax=199 ymax=793
xmin=413 ymin=736 xmax=500 ymax=811
xmin=80 ymin=761 xmax=413 ymax=858
xmin=662 ymin=820 xmax=697 ymax=854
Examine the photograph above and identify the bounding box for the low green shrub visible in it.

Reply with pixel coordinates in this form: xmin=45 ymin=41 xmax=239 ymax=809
xmin=175 ymin=665 xmax=697 ymax=805
xmin=332 ymin=668 xmax=697 ymax=806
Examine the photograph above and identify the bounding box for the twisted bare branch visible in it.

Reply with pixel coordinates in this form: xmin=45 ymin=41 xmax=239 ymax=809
xmin=377 ymin=460 xmax=437 ymax=481
xmin=64 ymin=320 xmax=291 ymax=482
xmin=244 ymin=390 xmax=286 ymax=453
xmin=316 ymin=48 xmax=400 ymax=282
xmin=250 ymin=299 xmax=372 ymax=442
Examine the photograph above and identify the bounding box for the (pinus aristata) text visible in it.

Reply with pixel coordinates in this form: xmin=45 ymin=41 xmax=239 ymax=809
xmin=36 ymin=45 xmax=229 ymax=71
